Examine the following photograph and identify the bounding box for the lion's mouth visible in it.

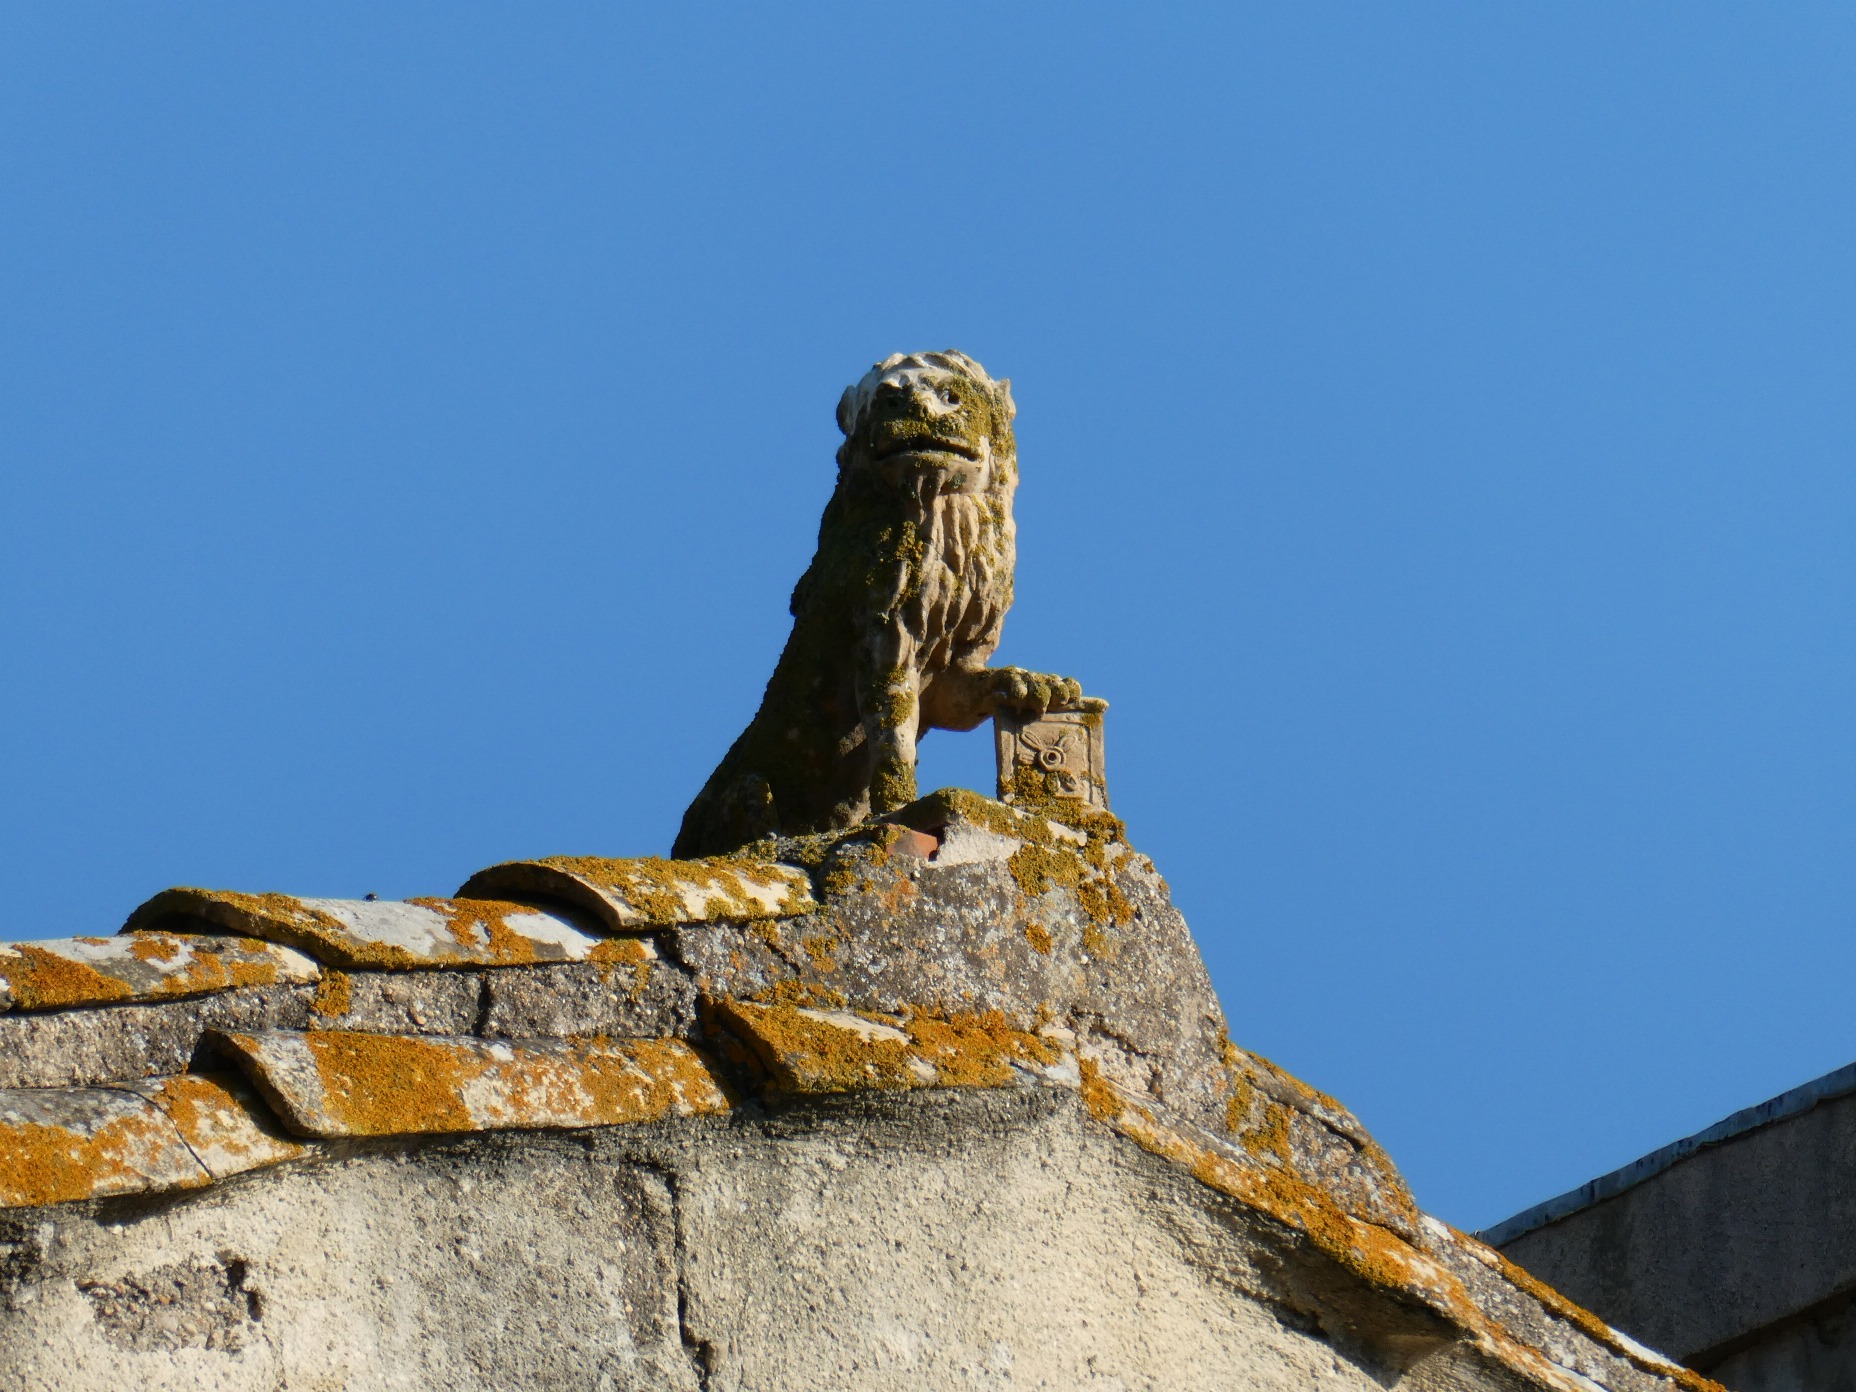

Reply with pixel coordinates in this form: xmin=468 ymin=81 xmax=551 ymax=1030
xmin=875 ymin=436 xmax=980 ymax=463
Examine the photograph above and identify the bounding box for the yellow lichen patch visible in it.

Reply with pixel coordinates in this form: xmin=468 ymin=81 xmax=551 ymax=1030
xmin=1076 ymin=1057 xmax=1127 ymax=1124
xmin=0 ymin=1093 xmax=209 ymax=1208
xmin=214 ymin=1030 xmax=732 ymax=1140
xmin=748 ymin=919 xmax=783 ymax=949
xmin=1023 ymin=922 xmax=1053 ymax=955
xmin=818 ymin=862 xmax=866 ymax=904
xmin=589 ymin=936 xmax=656 ymax=996
xmin=1099 ymin=1087 xmax=1485 ymax=1329
xmin=0 ymin=943 xmax=132 ymax=1011
xmin=0 ymin=933 xmax=316 ymax=1012
xmin=588 ymin=938 xmax=653 ymax=965
xmin=802 ymin=936 xmax=840 ymax=972
xmin=299 ymin=1031 xmax=479 ymax=1135
xmin=901 ymin=1012 xmax=1061 ymax=1087
xmin=1237 ymin=1093 xmax=1293 ymax=1165
xmin=710 ymin=1000 xmax=1060 ymax=1094
xmin=123 ymin=888 xmax=614 ymax=971
xmin=747 ymin=980 xmax=850 ymax=1009
xmin=123 ymin=934 xmax=261 ymax=998
xmin=1216 ymin=1035 xmax=1419 ymax=1233
xmin=523 ymin=1038 xmax=736 ymax=1130
xmin=310 ymin=970 xmax=352 ymax=1018
xmin=1223 ymin=1037 xmax=1351 ymax=1123
xmin=557 ymin=855 xmax=813 ymax=922
xmin=710 ymin=1000 xmax=920 ymax=1092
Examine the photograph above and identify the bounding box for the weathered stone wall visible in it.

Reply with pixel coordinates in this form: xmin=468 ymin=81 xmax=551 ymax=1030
xmin=0 ymin=1092 xmax=1472 ymax=1391
xmin=0 ymin=792 xmax=1719 ymax=1392
xmin=1492 ymin=1070 xmax=1856 ymax=1392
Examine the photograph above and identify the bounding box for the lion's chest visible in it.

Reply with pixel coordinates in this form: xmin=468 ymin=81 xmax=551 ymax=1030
xmin=902 ymin=519 xmax=1008 ymax=670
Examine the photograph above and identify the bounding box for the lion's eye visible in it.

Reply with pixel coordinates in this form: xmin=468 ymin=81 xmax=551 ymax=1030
xmin=941 ymin=389 xmax=959 ymax=405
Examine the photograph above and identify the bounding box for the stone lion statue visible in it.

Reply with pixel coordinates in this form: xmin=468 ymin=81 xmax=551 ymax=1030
xmin=673 ymin=350 xmax=1080 ymax=857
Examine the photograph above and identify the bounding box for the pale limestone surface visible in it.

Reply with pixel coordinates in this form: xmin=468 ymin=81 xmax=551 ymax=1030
xmin=1 ymin=1091 xmax=1474 ymax=1392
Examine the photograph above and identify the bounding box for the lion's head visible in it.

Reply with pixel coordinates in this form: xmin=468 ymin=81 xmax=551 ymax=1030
xmin=835 ymin=350 xmax=1016 ymax=500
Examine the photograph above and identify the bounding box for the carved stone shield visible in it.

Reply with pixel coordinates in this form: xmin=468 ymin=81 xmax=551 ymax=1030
xmin=993 ymin=697 xmax=1108 ymax=810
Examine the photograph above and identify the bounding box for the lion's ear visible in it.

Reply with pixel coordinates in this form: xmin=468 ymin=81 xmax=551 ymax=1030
xmin=996 ymin=378 xmax=1016 ymax=423
xmin=836 ymin=386 xmax=857 ymax=436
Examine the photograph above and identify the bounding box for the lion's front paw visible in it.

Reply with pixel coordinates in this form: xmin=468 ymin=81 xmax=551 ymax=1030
xmin=989 ymin=667 xmax=1083 ymax=716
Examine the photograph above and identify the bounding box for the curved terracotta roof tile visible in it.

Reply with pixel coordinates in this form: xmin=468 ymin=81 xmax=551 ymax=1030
xmin=457 ymin=855 xmax=816 ymax=931
xmin=121 ymin=890 xmax=615 ymax=970
xmin=0 ymin=1086 xmax=210 ymax=1208
xmin=210 ymin=1028 xmax=733 ymax=1139
xmin=0 ymin=932 xmax=317 ymax=1012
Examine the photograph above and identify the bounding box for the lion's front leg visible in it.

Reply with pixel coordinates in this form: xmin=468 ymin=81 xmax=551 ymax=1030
xmin=921 ymin=664 xmax=1083 ymax=733
xmin=858 ymin=630 xmax=923 ymax=815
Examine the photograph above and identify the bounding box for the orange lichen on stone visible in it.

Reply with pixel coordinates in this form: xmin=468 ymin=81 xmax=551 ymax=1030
xmin=747 ymin=980 xmax=850 ymax=1009
xmin=310 ymin=970 xmax=352 ymax=1018
xmin=289 ymin=1031 xmax=475 ymax=1135
xmin=902 ymin=1012 xmax=1061 ymax=1087
xmin=709 ymin=990 xmax=1624 ymax=1392
xmin=1075 ymin=1063 xmax=1681 ymax=1392
xmin=588 ymin=937 xmax=653 ymax=965
xmin=708 ymin=1000 xmax=920 ymax=1092
xmin=1075 ymin=1057 xmax=1127 ymax=1123
xmin=588 ymin=936 xmax=656 ymax=996
xmin=1233 ymin=1083 xmax=1293 ymax=1165
xmin=0 ymin=944 xmax=131 ymax=1011
xmin=131 ymin=1073 xmax=309 ymax=1179
xmin=0 ymin=933 xmax=317 ymax=1012
xmin=1215 ymin=1035 xmax=1419 ymax=1235
xmin=212 ymin=1030 xmax=732 ymax=1140
xmin=711 ymin=1000 xmax=1061 ymax=1094
xmin=560 ymin=1037 xmax=736 ymax=1128
xmin=0 ymin=1091 xmax=209 ymax=1209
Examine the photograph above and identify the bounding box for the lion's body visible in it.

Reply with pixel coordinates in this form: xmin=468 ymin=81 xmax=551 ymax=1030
xmin=673 ymin=351 xmax=1075 ymax=858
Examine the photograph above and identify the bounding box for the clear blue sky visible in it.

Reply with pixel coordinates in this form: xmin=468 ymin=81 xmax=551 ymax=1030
xmin=4 ymin=5 xmax=1853 ymax=1233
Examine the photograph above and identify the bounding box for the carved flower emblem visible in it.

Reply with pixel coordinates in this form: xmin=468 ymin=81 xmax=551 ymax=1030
xmin=1020 ymin=725 xmax=1082 ymax=772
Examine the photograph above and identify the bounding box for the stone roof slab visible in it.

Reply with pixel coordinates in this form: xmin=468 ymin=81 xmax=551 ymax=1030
xmin=0 ymin=1086 xmax=210 ymax=1209
xmin=210 ymin=1028 xmax=733 ymax=1139
xmin=0 ymin=932 xmax=318 ymax=1012
xmin=124 ymin=1071 xmax=311 ymax=1180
